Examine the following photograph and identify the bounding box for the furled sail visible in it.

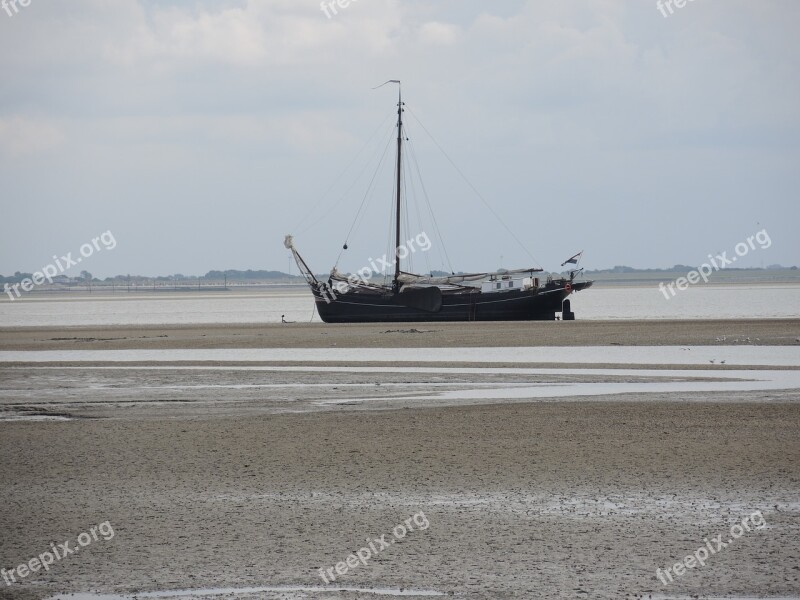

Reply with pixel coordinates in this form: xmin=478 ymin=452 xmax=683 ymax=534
xmin=397 ymin=267 xmax=542 ymax=286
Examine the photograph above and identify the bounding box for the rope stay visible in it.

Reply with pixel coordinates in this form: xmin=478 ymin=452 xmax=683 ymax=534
xmin=405 ymin=105 xmax=541 ymax=269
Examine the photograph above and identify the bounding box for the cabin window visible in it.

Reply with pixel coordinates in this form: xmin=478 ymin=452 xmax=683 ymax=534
xmin=509 ymin=281 xmax=514 ymax=287
xmin=496 ymin=282 xmax=501 ymax=289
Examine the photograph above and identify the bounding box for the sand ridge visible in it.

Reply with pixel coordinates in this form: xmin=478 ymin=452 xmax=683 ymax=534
xmin=1 ymin=318 xmax=799 ymax=351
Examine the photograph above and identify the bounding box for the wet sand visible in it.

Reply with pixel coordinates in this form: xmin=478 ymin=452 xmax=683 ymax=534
xmin=1 ymin=318 xmax=799 ymax=350
xmin=1 ymin=400 xmax=799 ymax=599
xmin=1 ymin=320 xmax=799 ymax=599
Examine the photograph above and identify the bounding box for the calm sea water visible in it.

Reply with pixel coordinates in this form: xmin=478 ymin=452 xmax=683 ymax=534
xmin=0 ymin=284 xmax=798 ymax=327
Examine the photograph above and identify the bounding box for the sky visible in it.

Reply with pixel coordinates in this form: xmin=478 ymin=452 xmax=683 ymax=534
xmin=1 ymin=0 xmax=798 ymax=278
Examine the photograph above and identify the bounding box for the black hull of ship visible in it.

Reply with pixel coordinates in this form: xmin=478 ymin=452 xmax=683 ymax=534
xmin=314 ymin=281 xmax=593 ymax=323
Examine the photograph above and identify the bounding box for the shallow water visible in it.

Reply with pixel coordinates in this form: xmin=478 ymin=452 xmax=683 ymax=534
xmin=3 ymin=346 xmax=798 ymax=421
xmin=45 ymin=587 xmax=444 ymax=599
xmin=2 ymin=345 xmax=798 ymax=366
xmin=344 ymin=368 xmax=800 ymax=401
xmin=1 ymin=283 xmax=799 ymax=326
xmin=2 ymin=362 xmax=798 ymax=421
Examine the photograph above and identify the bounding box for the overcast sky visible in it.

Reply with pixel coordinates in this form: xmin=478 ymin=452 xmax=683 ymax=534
xmin=1 ymin=0 xmax=798 ymax=278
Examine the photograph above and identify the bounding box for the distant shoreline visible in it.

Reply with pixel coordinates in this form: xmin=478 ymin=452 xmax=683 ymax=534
xmin=0 ymin=282 xmax=308 ymax=299
xmin=3 ymin=269 xmax=800 ymax=299
xmin=2 ymin=267 xmax=798 ymax=288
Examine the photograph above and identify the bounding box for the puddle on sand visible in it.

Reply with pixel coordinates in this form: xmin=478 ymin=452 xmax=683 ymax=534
xmin=0 ymin=414 xmax=71 ymax=421
xmin=383 ymin=369 xmax=800 ymax=401
xmin=46 ymin=586 xmax=444 ymax=599
xmin=2 ymin=346 xmax=799 ymax=366
xmin=2 ymin=368 xmax=798 ymax=420
xmin=300 ymin=369 xmax=800 ymax=405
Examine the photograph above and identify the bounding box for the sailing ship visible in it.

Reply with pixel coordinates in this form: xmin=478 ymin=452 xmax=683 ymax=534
xmin=285 ymin=82 xmax=592 ymax=323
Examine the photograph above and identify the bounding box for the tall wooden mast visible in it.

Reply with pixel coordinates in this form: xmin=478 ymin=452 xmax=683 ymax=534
xmin=393 ymin=82 xmax=403 ymax=291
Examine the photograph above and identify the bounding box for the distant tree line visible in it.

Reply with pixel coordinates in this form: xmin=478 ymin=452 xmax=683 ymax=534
xmin=1 ymin=264 xmax=795 ymax=285
xmin=584 ymin=264 xmax=796 ymax=274
xmin=0 ymin=269 xmax=304 ymax=284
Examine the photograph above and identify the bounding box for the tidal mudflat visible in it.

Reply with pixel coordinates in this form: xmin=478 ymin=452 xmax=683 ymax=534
xmin=1 ymin=320 xmax=798 ymax=599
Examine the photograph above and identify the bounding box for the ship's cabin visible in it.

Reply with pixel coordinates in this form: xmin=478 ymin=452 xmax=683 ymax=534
xmin=480 ymin=275 xmax=538 ymax=293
